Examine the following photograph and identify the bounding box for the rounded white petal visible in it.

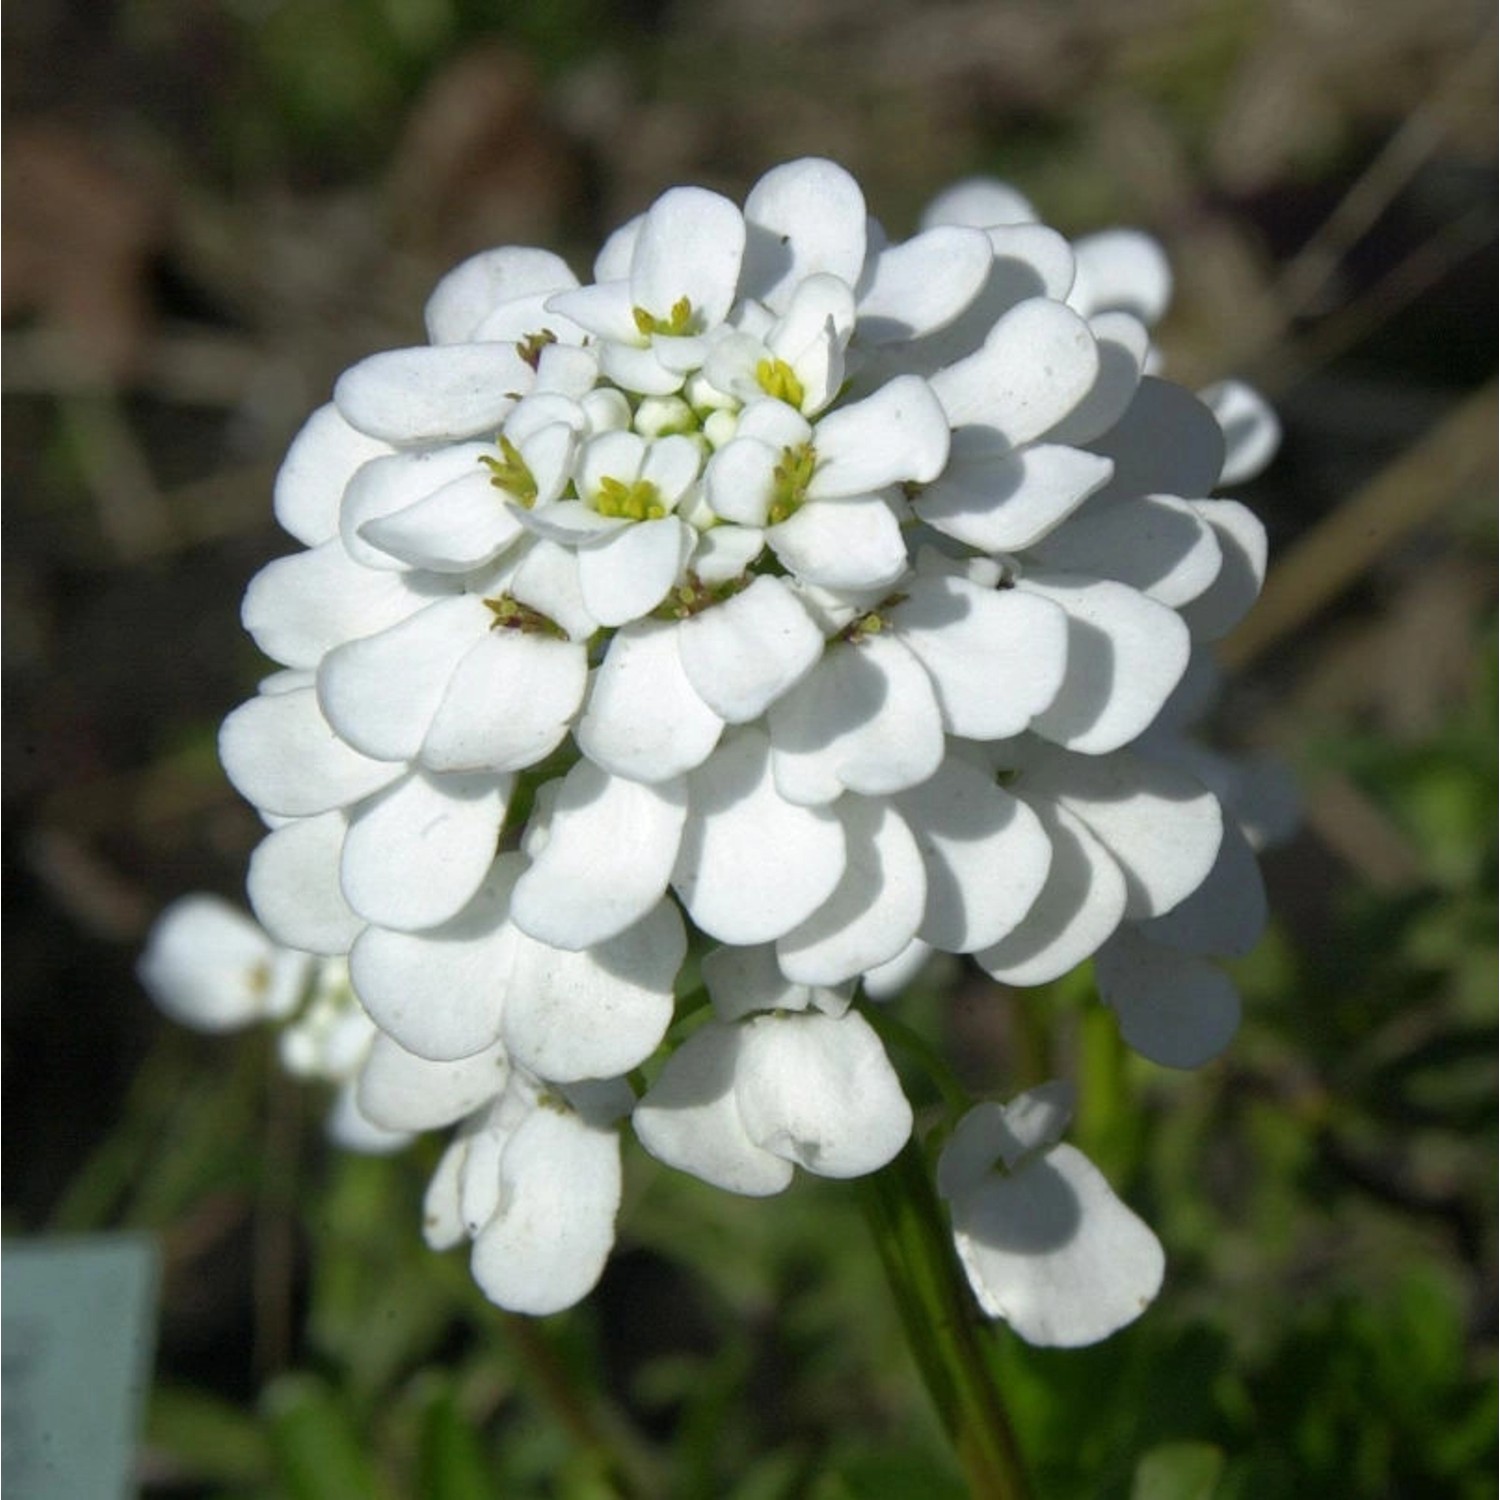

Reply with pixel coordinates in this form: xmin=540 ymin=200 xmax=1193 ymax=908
xmin=1012 ymin=743 xmax=1223 ymax=921
xmin=356 ymin=1032 xmax=509 ymax=1131
xmin=341 ymin=770 xmax=510 ymax=932
xmin=930 ymin=299 xmax=1099 ymax=447
xmin=1043 ymin=312 xmax=1151 ymax=448
xmin=576 ymin=619 xmax=725 ymax=782
xmin=1020 ymin=574 xmax=1191 ymax=755
xmin=915 ymin=437 xmax=1114 ymax=553
xmin=921 ymin=178 xmax=1037 ymax=229
xmin=861 ymin=937 xmax=936 ymax=998
xmin=893 ymin=754 xmax=1052 ymax=953
xmin=220 ymin=685 xmax=404 ymax=817
xmin=1090 ymin=378 xmax=1224 ymax=501
xmin=702 ymin=942 xmax=834 ymax=1021
xmin=950 ymin=1143 xmax=1165 ymax=1346
xmin=936 ymin=1088 xmax=1076 ymax=1199
xmin=508 ymin=760 xmax=687 ymax=950
xmin=325 ymin=1083 xmax=413 ymax=1156
xmin=632 ymin=186 xmax=745 ymax=330
xmin=1094 ymin=927 xmax=1241 ymax=1068
xmin=1030 ymin=494 xmax=1223 ymax=608
xmin=424 ymin=246 xmax=579 ymax=344
xmin=347 ymin=860 xmax=520 ymax=1061
xmin=768 ymin=634 xmax=944 ymax=804
xmin=341 ymin=444 xmax=499 ymax=571
xmin=1200 ymin=379 xmax=1281 ymax=486
xmin=1135 ymin=819 xmax=1266 ymax=958
xmin=471 ymin=1107 xmax=622 ymax=1315
xmin=677 ymin=575 xmax=825 ymax=724
xmin=274 ymin=403 xmax=390 ymax=547
xmin=735 ymin=1010 xmax=912 ymax=1178
xmin=691 ymin=523 xmax=765 ymax=584
xmin=673 ymin=727 xmax=846 ymax=945
xmin=809 ymin=376 xmax=950 ymax=494
xmin=242 ymin=542 xmax=439 ymax=671
xmin=317 ymin=595 xmax=491 ymax=763
xmin=1069 ymin=229 xmax=1173 ymax=324
xmin=633 ymin=1024 xmax=794 ymax=1196
xmin=577 ymin=517 xmax=692 ymax=627
xmin=334 ymin=344 xmax=534 ymax=445
xmin=359 ymin=470 xmax=526 ymax=574
xmin=974 ymin=800 xmax=1127 ymax=985
xmin=503 ymin=900 xmax=684 ymax=1082
xmin=893 ymin=576 xmax=1069 ymax=740
xmin=742 ymin=158 xmax=867 ymax=310
xmin=777 ymin=797 xmax=928 ymax=985
xmin=247 ymin=811 xmax=364 ymax=955
xmin=422 ymin=630 xmax=586 ymax=774
xmin=139 ymin=895 xmax=310 ymax=1031
xmin=858 ymin=226 xmax=994 ymax=342
xmin=1176 ymin=500 xmax=1267 ymax=641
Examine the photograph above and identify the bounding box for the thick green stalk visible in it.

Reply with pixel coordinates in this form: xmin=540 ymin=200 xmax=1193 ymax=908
xmin=857 ymin=1140 xmax=1032 ymax=1500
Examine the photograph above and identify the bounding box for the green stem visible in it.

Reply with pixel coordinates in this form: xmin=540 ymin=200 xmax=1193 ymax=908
xmin=857 ymin=1141 xmax=1032 ymax=1500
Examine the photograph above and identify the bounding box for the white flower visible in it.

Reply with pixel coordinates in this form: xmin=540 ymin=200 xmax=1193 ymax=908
xmin=937 ymin=1084 xmax=1164 ymax=1347
xmin=138 ymin=895 xmax=310 ymax=1031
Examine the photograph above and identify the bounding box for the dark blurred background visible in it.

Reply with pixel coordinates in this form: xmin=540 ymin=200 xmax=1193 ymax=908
xmin=3 ymin=2 xmax=1496 ymax=1495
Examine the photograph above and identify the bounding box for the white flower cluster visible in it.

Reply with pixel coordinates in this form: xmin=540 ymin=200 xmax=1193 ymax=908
xmin=141 ymin=160 xmax=1284 ymax=1346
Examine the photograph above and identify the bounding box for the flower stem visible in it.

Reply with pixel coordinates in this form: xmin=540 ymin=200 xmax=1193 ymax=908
xmin=857 ymin=1140 xmax=1032 ymax=1500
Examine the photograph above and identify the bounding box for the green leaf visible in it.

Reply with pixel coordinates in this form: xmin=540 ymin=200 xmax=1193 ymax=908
xmin=416 ymin=1378 xmax=493 ymax=1500
xmin=262 ymin=1373 xmax=388 ymax=1500
xmin=1131 ymin=1441 xmax=1226 ymax=1500
xmin=147 ymin=1385 xmax=271 ymax=1485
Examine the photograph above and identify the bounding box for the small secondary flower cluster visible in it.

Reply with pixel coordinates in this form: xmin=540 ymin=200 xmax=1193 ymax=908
xmin=140 ymin=160 xmax=1286 ymax=1347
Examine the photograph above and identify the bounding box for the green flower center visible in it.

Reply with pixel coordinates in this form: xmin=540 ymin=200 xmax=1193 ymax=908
xmin=632 ymin=297 xmax=696 ymax=338
xmin=595 ymin=476 xmax=666 ymax=521
xmin=480 ymin=437 xmax=538 ymax=508
xmin=768 ymin=442 xmax=817 ymax=525
xmin=756 ymin=357 xmax=805 ymax=410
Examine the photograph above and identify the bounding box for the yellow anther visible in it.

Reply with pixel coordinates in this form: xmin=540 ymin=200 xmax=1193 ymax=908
xmin=483 ymin=594 xmax=566 ymax=638
xmin=479 ymin=437 xmax=538 ymax=507
xmin=595 ymin=475 xmax=666 ymax=521
xmin=768 ymin=441 xmax=817 ymax=525
xmin=632 ymin=296 xmax=696 ymax=338
xmin=755 ymin=357 xmax=805 ymax=410
xmin=516 ymin=329 xmax=558 ymax=370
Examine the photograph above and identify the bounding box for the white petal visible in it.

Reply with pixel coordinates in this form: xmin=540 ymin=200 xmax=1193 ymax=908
xmin=1200 ymin=379 xmax=1281 ymax=486
xmin=950 ymin=1143 xmax=1164 ymax=1346
xmin=892 ymin=576 xmax=1069 ymax=740
xmin=503 ymin=900 xmax=683 ymax=1082
xmin=424 ymin=246 xmax=579 ymax=344
xmin=317 ymin=595 xmax=491 ymax=762
xmin=576 ymin=619 xmax=725 ymax=783
xmin=341 ymin=770 xmax=510 ymax=931
xmin=1135 ymin=819 xmax=1266 ymax=958
xmin=691 ymin=523 xmax=765 ymax=584
xmin=357 ymin=1031 xmax=509 ymax=1131
xmin=341 ymin=446 xmax=495 ymax=571
xmin=274 ymin=403 xmax=391 ymax=547
xmin=1012 ymin=743 xmax=1222 ymax=920
xmin=1020 ymin=574 xmax=1191 ymax=755
xmin=915 ymin=437 xmax=1114 ymax=552
xmin=577 ymin=517 xmax=692 ymax=626
xmin=701 ymin=942 xmax=834 ymax=1021
xmin=506 ymin=538 xmax=600 ymax=643
xmin=735 ymin=1010 xmax=912 ymax=1178
xmin=598 ymin=340 xmax=684 ymax=396
xmin=1069 ymin=230 xmax=1173 ymax=324
xmin=508 ymin=761 xmax=686 ymax=950
xmin=632 ymin=186 xmax=745 ymax=330
xmin=861 ymin=937 xmax=935 ymax=998
xmin=742 ymin=158 xmax=866 ymax=310
xmin=242 ymin=542 xmax=439 ymax=671
xmin=809 ymin=376 xmax=949 ymax=493
xmin=138 ymin=895 xmax=310 ymax=1031
xmin=358 ymin=470 xmax=526 ymax=574
xmin=704 ymin=437 xmax=778 ymax=527
xmin=220 ymin=685 xmax=404 ymax=817
xmin=325 ymin=1084 xmax=412 ymax=1156
xmin=673 ymin=727 xmax=846 ymax=945
xmin=347 ymin=860 xmax=519 ymax=1061
xmin=633 ymin=1024 xmax=793 ymax=1196
xmin=676 ymin=575 xmax=824 ymax=724
xmin=1176 ymin=500 xmax=1267 ymax=641
xmin=936 ymin=1088 xmax=1076 ymax=1198
xmin=423 ymin=1137 xmax=469 ymax=1249
xmin=247 ymin=811 xmax=363 ymax=954
xmin=545 ymin=280 xmax=639 ymax=344
xmin=893 ymin=754 xmax=1052 ymax=953
xmin=768 ymin=634 xmax=944 ymax=804
xmin=1043 ymin=312 xmax=1151 ymax=447
xmin=1029 ymin=494 xmax=1223 ymax=608
xmin=858 ymin=226 xmax=994 ymax=342
xmin=920 ymin=178 xmax=1037 ymax=229
xmin=334 ymin=343 xmax=534 ymax=445
xmin=470 ymin=1107 xmax=621 ymax=1315
xmin=930 ymin=299 xmax=1099 ymax=446
xmin=1090 ymin=378 xmax=1224 ymax=500
xmin=974 ymin=801 xmax=1127 ymax=985
xmin=640 ymin=433 xmax=704 ymax=504
xmin=769 ymin=495 xmax=909 ymax=590
xmin=422 ymin=630 xmax=586 ymax=773
xmin=1094 ymin=927 xmax=1240 ymax=1068
xmin=777 ymin=797 xmax=928 ymax=985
